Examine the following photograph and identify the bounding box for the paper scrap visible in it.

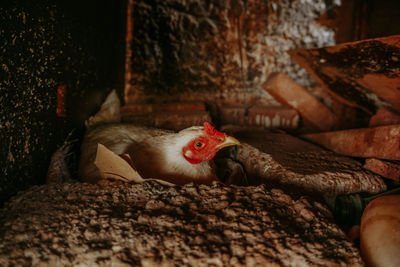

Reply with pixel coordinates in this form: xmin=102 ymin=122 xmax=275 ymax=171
xmin=94 ymin=143 xmax=175 ymax=186
xmin=94 ymin=143 xmax=145 ymax=183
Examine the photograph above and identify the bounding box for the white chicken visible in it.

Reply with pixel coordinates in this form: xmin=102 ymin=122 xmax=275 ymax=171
xmin=78 ymin=122 xmax=240 ymax=185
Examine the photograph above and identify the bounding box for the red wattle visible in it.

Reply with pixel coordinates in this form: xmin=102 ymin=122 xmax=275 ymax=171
xmin=184 ymin=155 xmax=203 ymax=165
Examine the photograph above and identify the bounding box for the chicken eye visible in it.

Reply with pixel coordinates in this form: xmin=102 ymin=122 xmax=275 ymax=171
xmin=194 ymin=142 xmax=205 ymax=149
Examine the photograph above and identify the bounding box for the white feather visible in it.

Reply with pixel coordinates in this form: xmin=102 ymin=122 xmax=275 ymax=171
xmin=79 ymin=124 xmax=217 ymax=184
xmin=154 ymin=126 xmax=215 ymax=182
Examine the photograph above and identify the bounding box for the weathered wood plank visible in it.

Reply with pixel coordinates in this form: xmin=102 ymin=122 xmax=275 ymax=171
xmin=219 ymin=105 xmax=300 ymax=129
xmin=288 ymin=35 xmax=400 ymax=114
xmin=121 ymin=102 xmax=206 ymax=113
xmin=263 ymin=73 xmax=337 ymax=131
xmin=369 ymin=107 xmax=400 ymax=127
xmin=121 ymin=110 xmax=211 ymax=131
xmin=120 ymin=102 xmax=211 ymax=131
xmin=222 ymin=126 xmax=386 ymax=205
xmin=364 ymin=158 xmax=400 ymax=182
xmin=302 ymin=125 xmax=400 ymax=160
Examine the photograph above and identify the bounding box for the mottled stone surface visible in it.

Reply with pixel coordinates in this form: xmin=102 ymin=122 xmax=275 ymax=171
xmin=126 ymin=0 xmax=339 ymax=104
xmin=0 ymin=181 xmax=363 ymax=266
xmin=0 ymin=0 xmax=125 ymax=204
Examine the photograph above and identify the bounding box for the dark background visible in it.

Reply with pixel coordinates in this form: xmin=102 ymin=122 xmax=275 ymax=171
xmin=0 ymin=0 xmax=126 ymax=204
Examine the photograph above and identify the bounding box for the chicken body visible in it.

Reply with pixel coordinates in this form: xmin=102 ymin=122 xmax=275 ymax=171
xmin=78 ymin=122 xmax=239 ymax=185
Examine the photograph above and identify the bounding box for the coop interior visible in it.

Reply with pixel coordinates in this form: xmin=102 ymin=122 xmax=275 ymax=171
xmin=1 ymin=0 xmax=400 ymax=266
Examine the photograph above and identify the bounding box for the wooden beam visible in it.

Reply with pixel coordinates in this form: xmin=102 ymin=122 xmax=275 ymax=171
xmin=302 ymin=125 xmax=400 ymax=160
xmin=364 ymin=158 xmax=400 ymax=182
xmin=263 ymin=73 xmax=337 ymax=131
xmin=289 ymin=35 xmax=400 ymax=114
xmin=219 ymin=105 xmax=300 ymax=129
xmin=223 ymin=127 xmax=385 ymax=203
xmin=369 ymin=107 xmax=400 ymax=127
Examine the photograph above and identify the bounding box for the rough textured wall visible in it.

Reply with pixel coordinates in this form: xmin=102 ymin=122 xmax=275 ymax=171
xmin=126 ymin=0 xmax=340 ymax=104
xmin=0 ymin=0 xmax=126 ymax=205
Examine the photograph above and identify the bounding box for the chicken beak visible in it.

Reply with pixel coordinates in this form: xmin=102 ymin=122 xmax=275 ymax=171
xmin=216 ymin=135 xmax=240 ymax=150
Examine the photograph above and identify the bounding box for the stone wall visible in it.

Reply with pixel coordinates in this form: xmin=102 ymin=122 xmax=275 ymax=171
xmin=0 ymin=0 xmax=126 ymax=204
xmin=125 ymin=0 xmax=340 ymax=105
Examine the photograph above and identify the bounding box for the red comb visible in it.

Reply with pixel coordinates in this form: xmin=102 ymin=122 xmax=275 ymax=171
xmin=203 ymin=122 xmax=215 ymax=135
xmin=203 ymin=122 xmax=224 ymax=137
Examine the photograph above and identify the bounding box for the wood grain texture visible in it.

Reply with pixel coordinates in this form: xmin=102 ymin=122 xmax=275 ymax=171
xmin=364 ymin=158 xmax=400 ymax=181
xmin=289 ymin=35 xmax=400 ymax=114
xmin=263 ymin=73 xmax=337 ymax=131
xmin=222 ymin=127 xmax=386 ymax=205
xmin=369 ymin=107 xmax=400 ymax=127
xmin=302 ymin=125 xmax=400 ymax=161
